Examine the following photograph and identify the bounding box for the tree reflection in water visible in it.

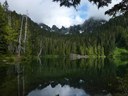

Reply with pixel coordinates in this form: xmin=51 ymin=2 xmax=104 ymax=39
xmin=0 ymin=57 xmax=128 ymax=96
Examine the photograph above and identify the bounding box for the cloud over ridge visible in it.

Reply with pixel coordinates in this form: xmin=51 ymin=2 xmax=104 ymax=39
xmin=0 ymin=0 xmax=121 ymax=28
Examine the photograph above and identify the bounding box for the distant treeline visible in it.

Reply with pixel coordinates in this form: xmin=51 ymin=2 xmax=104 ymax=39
xmin=0 ymin=2 xmax=128 ymax=57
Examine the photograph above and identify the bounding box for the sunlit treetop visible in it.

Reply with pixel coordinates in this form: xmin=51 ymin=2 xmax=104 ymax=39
xmin=53 ymin=0 xmax=128 ymax=16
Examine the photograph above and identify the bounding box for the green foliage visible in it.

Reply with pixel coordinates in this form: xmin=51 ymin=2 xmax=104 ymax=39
xmin=0 ymin=1 xmax=128 ymax=57
xmin=113 ymin=48 xmax=128 ymax=56
xmin=53 ymin=0 xmax=128 ymax=16
xmin=0 ymin=4 xmax=7 ymax=54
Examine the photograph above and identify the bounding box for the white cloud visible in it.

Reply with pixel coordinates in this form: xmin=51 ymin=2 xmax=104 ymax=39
xmin=28 ymin=84 xmax=89 ymax=96
xmin=0 ymin=0 xmax=85 ymax=28
xmin=85 ymin=0 xmax=122 ymax=20
xmin=0 ymin=0 xmax=121 ymax=28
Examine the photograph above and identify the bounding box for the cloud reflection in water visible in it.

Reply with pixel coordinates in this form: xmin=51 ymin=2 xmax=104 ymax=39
xmin=28 ymin=84 xmax=90 ymax=96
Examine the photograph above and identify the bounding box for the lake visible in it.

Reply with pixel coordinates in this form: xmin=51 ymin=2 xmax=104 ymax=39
xmin=0 ymin=57 xmax=128 ymax=96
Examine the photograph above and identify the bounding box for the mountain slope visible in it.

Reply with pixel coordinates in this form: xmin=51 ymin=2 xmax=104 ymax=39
xmin=38 ymin=17 xmax=107 ymax=35
xmin=1 ymin=2 xmax=128 ymax=57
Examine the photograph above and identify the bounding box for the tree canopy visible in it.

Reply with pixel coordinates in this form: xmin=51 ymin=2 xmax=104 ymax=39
xmin=0 ymin=1 xmax=128 ymax=56
xmin=53 ymin=0 xmax=128 ymax=16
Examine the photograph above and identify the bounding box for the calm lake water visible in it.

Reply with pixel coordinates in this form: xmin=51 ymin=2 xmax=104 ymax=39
xmin=0 ymin=57 xmax=128 ymax=96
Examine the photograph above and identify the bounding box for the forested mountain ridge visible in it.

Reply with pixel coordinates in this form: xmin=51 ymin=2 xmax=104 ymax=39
xmin=0 ymin=3 xmax=47 ymax=56
xmin=0 ymin=2 xmax=128 ymax=57
xmin=39 ymin=18 xmax=106 ymax=35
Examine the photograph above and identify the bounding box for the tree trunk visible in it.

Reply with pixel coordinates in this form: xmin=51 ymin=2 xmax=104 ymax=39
xmin=8 ymin=12 xmax=12 ymax=27
xmin=23 ymin=16 xmax=28 ymax=53
xmin=38 ymin=41 xmax=43 ymax=57
xmin=18 ymin=16 xmax=24 ymax=56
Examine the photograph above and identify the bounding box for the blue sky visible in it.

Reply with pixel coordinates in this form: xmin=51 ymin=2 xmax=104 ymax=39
xmin=77 ymin=3 xmax=88 ymax=19
xmin=0 ymin=0 xmax=121 ymax=28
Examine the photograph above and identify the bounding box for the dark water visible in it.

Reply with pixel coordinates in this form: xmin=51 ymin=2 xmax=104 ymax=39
xmin=0 ymin=57 xmax=128 ymax=96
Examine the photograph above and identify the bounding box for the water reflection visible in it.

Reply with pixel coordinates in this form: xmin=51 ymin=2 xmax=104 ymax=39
xmin=0 ymin=57 xmax=128 ymax=96
xmin=28 ymin=84 xmax=89 ymax=96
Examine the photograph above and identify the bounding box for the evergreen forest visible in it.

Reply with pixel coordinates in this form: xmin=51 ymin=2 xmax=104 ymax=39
xmin=0 ymin=1 xmax=128 ymax=59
